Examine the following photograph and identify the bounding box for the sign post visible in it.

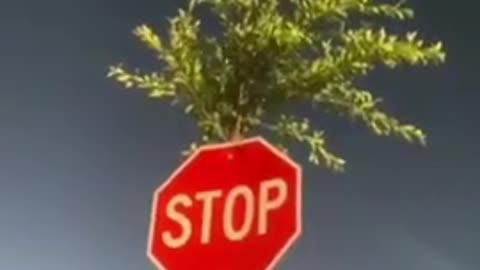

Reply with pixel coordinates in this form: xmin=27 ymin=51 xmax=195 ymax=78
xmin=147 ymin=137 xmax=302 ymax=270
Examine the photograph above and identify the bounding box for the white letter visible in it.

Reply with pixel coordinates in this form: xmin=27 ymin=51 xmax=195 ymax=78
xmin=161 ymin=194 xmax=192 ymax=249
xmin=195 ymin=190 xmax=222 ymax=244
xmin=223 ymin=186 xmax=255 ymax=241
xmin=258 ymin=178 xmax=288 ymax=235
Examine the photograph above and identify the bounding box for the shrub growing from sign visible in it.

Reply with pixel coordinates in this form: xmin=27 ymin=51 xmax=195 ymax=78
xmin=108 ymin=0 xmax=445 ymax=172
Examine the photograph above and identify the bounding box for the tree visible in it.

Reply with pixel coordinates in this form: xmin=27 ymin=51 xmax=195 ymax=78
xmin=107 ymin=0 xmax=445 ymax=173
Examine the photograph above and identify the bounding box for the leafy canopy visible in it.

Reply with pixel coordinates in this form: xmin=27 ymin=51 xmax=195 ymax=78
xmin=108 ymin=0 xmax=445 ymax=172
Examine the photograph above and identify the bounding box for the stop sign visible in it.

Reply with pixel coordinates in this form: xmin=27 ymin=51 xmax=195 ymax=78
xmin=147 ymin=137 xmax=302 ymax=270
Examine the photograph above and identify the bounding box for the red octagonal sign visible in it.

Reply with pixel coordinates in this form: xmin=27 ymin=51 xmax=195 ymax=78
xmin=147 ymin=137 xmax=302 ymax=270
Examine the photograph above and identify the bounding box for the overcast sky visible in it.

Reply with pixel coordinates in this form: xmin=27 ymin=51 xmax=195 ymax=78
xmin=1 ymin=0 xmax=479 ymax=269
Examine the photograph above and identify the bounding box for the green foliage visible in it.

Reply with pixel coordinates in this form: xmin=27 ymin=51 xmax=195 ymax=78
xmin=107 ymin=0 xmax=445 ymax=173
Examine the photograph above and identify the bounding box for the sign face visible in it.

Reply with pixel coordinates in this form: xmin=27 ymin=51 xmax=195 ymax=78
xmin=147 ymin=137 xmax=302 ymax=270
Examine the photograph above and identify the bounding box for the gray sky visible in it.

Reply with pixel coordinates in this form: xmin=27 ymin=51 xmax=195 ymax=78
xmin=0 ymin=0 xmax=479 ymax=269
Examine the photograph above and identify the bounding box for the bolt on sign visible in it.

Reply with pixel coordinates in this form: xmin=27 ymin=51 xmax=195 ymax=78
xmin=147 ymin=137 xmax=302 ymax=270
